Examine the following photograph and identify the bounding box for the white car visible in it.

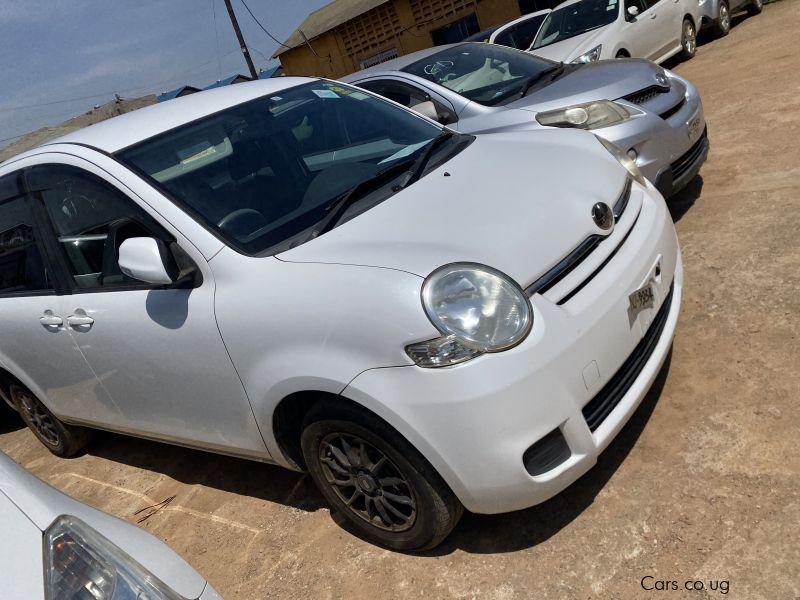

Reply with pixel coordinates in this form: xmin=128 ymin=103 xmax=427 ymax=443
xmin=0 ymin=77 xmax=681 ymax=551
xmin=0 ymin=452 xmax=221 ymax=599
xmin=530 ymin=0 xmax=701 ymax=64
xmin=489 ymin=9 xmax=551 ymax=52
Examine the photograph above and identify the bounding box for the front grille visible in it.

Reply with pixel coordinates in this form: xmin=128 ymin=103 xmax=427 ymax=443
xmin=622 ymin=85 xmax=669 ymax=105
xmin=526 ymin=179 xmax=633 ymax=298
xmin=582 ymin=282 xmax=674 ymax=432
xmin=659 ymin=98 xmax=686 ymax=120
xmin=671 ymin=128 xmax=708 ymax=181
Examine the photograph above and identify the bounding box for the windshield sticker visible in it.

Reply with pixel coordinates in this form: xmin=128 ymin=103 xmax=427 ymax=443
xmin=312 ymin=89 xmax=339 ymax=99
xmin=348 ymin=91 xmax=371 ymax=100
xmin=179 ymin=144 xmax=217 ymax=165
xmin=328 ymin=85 xmax=354 ymax=95
xmin=608 ymin=0 xmax=617 ymax=7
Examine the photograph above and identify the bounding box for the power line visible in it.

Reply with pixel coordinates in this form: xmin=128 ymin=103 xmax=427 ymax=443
xmin=238 ymin=0 xmax=293 ymax=50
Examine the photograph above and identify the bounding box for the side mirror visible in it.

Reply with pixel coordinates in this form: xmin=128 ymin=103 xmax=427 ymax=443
xmin=118 ymin=237 xmax=175 ymax=285
xmin=627 ymin=5 xmax=639 ymax=18
xmin=412 ymin=100 xmax=442 ymax=122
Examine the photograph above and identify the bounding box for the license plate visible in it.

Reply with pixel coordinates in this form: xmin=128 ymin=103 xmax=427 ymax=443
xmin=687 ymin=114 xmax=702 ymax=140
xmin=628 ymin=283 xmax=655 ymax=323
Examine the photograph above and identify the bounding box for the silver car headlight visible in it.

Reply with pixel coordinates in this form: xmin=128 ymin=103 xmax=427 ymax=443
xmin=536 ymin=100 xmax=630 ymax=130
xmin=45 ymin=515 xmax=183 ymax=600
xmin=406 ymin=263 xmax=532 ymax=368
xmin=572 ymin=44 xmax=602 ymax=63
xmin=595 ymin=135 xmax=648 ymax=187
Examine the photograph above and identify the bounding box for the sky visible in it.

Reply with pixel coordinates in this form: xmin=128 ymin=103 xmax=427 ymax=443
xmin=0 ymin=0 xmax=331 ymax=148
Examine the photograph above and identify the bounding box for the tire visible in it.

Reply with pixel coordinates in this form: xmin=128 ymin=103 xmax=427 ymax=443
xmin=301 ymin=402 xmax=463 ymax=551
xmin=679 ymin=18 xmax=697 ymax=60
xmin=10 ymin=384 xmax=90 ymax=457
xmin=711 ymin=0 xmax=731 ymax=36
xmin=747 ymin=0 xmax=763 ymax=15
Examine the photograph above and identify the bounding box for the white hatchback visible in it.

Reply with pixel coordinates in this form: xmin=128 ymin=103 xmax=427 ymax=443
xmin=0 ymin=77 xmax=681 ymax=551
xmin=531 ymin=0 xmax=701 ymax=64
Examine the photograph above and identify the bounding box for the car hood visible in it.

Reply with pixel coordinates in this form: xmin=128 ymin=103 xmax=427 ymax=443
xmin=0 ymin=452 xmax=208 ymax=600
xmin=278 ymin=129 xmax=627 ymax=288
xmin=531 ymin=27 xmax=608 ymax=63
xmin=507 ymin=58 xmax=663 ymax=112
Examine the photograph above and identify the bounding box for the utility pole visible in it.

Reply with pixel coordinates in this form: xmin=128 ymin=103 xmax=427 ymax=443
xmin=223 ymin=0 xmax=258 ymax=80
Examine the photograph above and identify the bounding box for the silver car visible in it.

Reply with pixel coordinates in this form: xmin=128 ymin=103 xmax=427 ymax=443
xmin=0 ymin=451 xmax=221 ymax=599
xmin=699 ymin=0 xmax=762 ymax=37
xmin=343 ymin=42 xmax=708 ymax=198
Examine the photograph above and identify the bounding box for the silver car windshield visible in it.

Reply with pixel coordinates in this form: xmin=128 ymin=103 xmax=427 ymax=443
xmin=533 ymin=0 xmax=620 ymax=49
xmin=402 ymin=43 xmax=558 ymax=106
xmin=117 ymin=81 xmax=451 ymax=255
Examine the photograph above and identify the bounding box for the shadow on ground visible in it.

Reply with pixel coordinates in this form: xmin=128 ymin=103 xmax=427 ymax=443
xmin=87 ymin=430 xmax=325 ymax=513
xmin=0 ymin=404 xmax=23 ymax=434
xmin=668 ymin=175 xmax=704 ymax=222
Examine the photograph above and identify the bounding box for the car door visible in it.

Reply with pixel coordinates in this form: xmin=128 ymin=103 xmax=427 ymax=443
xmin=641 ymin=0 xmax=675 ymax=59
xmin=622 ymin=0 xmax=662 ymax=58
xmin=24 ymin=160 xmax=268 ymax=458
xmin=0 ymin=171 xmax=107 ymax=416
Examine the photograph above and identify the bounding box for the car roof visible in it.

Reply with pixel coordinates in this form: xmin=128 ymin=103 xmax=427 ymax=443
xmin=33 ymin=77 xmax=320 ymax=155
xmin=341 ymin=43 xmax=465 ymax=81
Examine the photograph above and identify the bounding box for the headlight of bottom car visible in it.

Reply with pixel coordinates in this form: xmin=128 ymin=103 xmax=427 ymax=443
xmin=45 ymin=515 xmax=183 ymax=600
xmin=536 ymin=100 xmax=630 ymax=130
xmin=572 ymin=44 xmax=602 ymax=63
xmin=595 ymin=135 xmax=648 ymax=187
xmin=407 ymin=263 xmax=532 ymax=368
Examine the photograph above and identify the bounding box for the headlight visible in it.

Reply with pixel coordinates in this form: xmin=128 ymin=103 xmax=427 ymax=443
xmin=572 ymin=44 xmax=602 ymax=63
xmin=595 ymin=135 xmax=648 ymax=187
xmin=536 ymin=100 xmax=630 ymax=130
xmin=45 ymin=515 xmax=183 ymax=600
xmin=409 ymin=263 xmax=531 ymax=367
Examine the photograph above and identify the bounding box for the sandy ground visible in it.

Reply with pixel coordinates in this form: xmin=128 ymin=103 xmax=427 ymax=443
xmin=2 ymin=2 xmax=799 ymax=598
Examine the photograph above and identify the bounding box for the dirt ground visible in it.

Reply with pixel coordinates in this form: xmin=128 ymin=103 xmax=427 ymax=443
xmin=2 ymin=2 xmax=799 ymax=598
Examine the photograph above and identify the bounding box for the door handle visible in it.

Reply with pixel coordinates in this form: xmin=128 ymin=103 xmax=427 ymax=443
xmin=39 ymin=311 xmax=63 ymax=327
xmin=67 ymin=309 xmax=94 ymax=327
xmin=650 ymin=12 xmax=657 ymax=18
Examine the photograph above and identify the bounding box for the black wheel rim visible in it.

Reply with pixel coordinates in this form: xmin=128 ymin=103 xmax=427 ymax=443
xmin=17 ymin=391 xmax=60 ymax=446
xmin=318 ymin=433 xmax=417 ymax=532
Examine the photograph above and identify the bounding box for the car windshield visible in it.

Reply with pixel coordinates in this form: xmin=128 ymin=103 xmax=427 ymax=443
xmin=533 ymin=0 xmax=620 ymax=49
xmin=402 ymin=43 xmax=558 ymax=106
xmin=117 ymin=81 xmax=452 ymax=255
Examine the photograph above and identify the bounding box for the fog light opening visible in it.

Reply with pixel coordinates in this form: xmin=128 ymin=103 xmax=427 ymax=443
xmin=627 ymin=148 xmax=638 ymax=162
xmin=523 ymin=427 xmax=572 ymax=477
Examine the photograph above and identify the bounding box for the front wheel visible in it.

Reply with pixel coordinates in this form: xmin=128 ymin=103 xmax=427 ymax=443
xmin=11 ymin=384 xmax=90 ymax=457
xmin=747 ymin=0 xmax=763 ymax=15
xmin=301 ymin=403 xmax=463 ymax=551
xmin=711 ymin=0 xmax=731 ymax=36
xmin=680 ymin=18 xmax=697 ymax=60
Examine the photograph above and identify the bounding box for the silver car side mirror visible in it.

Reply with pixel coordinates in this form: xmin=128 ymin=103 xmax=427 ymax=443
xmin=118 ymin=237 xmax=174 ymax=285
xmin=627 ymin=5 xmax=639 ymax=17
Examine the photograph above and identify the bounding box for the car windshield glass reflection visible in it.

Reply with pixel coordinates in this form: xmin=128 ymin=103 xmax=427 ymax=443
xmin=402 ymin=43 xmax=558 ymax=106
xmin=533 ymin=0 xmax=620 ymax=49
xmin=118 ymin=81 xmax=450 ymax=255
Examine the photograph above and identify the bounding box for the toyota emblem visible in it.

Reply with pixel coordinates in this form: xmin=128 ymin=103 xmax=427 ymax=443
xmin=655 ymin=72 xmax=669 ymax=88
xmin=592 ymin=202 xmax=614 ymax=231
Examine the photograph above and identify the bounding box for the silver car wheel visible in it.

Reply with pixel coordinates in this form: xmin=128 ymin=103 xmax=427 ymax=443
xmin=719 ymin=2 xmax=731 ymax=32
xmin=683 ymin=21 xmax=697 ymax=55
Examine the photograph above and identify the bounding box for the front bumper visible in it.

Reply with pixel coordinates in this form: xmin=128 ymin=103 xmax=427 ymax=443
xmin=344 ymin=182 xmax=682 ymax=514
xmin=600 ymin=72 xmax=708 ymax=197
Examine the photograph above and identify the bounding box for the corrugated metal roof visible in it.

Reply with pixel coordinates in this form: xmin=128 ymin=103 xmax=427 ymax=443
xmin=203 ymin=74 xmax=251 ymax=90
xmin=273 ymin=0 xmax=391 ymax=58
xmin=157 ymin=86 xmax=200 ymax=102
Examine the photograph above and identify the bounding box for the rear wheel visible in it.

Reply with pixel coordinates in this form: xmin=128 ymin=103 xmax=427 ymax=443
xmin=301 ymin=403 xmax=463 ymax=551
xmin=711 ymin=1 xmax=731 ymax=36
xmin=11 ymin=384 xmax=90 ymax=457
xmin=747 ymin=0 xmax=763 ymax=15
xmin=679 ymin=18 xmax=697 ymax=60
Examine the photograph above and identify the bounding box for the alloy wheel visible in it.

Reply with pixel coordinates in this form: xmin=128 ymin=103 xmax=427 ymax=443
xmin=318 ymin=432 xmax=417 ymax=531
xmin=719 ymin=3 xmax=730 ymax=32
xmin=17 ymin=390 xmax=60 ymax=446
xmin=684 ymin=22 xmax=697 ymax=55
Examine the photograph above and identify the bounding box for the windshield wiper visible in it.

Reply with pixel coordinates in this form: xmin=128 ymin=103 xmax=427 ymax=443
xmin=394 ymin=130 xmax=455 ymax=190
xmin=306 ymin=159 xmax=416 ymax=240
xmin=518 ymin=64 xmax=565 ymax=98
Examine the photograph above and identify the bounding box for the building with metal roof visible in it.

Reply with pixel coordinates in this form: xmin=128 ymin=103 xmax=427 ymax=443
xmin=157 ymin=85 xmax=201 ymax=103
xmin=203 ymin=74 xmax=252 ymax=91
xmin=273 ymin=0 xmax=562 ymax=79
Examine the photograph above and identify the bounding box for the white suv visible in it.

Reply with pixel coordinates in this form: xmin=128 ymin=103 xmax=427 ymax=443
xmin=0 ymin=77 xmax=681 ymax=550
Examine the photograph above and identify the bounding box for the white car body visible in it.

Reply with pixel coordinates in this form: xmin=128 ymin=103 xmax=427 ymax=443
xmin=531 ymin=0 xmax=701 ymax=64
xmin=0 ymin=452 xmax=220 ymax=599
xmin=0 ymin=77 xmax=681 ymax=547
